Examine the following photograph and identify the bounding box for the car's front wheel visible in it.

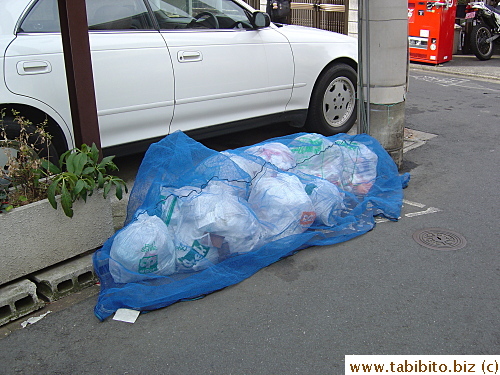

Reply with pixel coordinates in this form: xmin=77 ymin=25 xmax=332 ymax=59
xmin=306 ymin=63 xmax=357 ymax=135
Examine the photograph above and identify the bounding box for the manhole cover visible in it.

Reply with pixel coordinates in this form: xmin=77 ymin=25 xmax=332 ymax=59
xmin=412 ymin=228 xmax=467 ymax=251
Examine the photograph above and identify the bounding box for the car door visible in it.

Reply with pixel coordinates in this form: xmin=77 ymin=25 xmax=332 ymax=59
xmin=147 ymin=0 xmax=294 ymax=133
xmin=4 ymin=0 xmax=175 ymax=149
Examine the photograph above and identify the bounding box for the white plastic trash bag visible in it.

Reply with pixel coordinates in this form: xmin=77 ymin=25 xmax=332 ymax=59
xmin=245 ymin=142 xmax=296 ymax=171
xmin=249 ymin=172 xmax=315 ymax=241
xmin=159 ymin=186 xmax=201 ymax=228
xmin=194 ymin=154 xmax=250 ymax=199
xmin=289 ymin=133 xmax=334 ymax=164
xmin=334 ymin=140 xmax=378 ymax=195
xmin=175 ymin=182 xmax=263 ymax=256
xmin=109 ymin=213 xmax=176 ymax=283
xmin=175 ymin=233 xmax=221 ymax=272
xmin=220 ymin=151 xmax=266 ymax=180
xmin=304 ymin=177 xmax=344 ymax=227
xmin=289 ymin=134 xmax=344 ymax=186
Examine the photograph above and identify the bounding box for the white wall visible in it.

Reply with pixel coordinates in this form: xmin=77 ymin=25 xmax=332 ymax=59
xmin=348 ymin=0 xmax=358 ymax=37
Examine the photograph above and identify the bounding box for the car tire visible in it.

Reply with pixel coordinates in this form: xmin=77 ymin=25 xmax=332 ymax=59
xmin=470 ymin=24 xmax=494 ymax=61
xmin=305 ymin=63 xmax=357 ymax=135
xmin=1 ymin=117 xmax=59 ymax=172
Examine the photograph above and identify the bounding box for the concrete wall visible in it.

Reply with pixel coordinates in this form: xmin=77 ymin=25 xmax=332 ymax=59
xmin=348 ymin=0 xmax=358 ymax=38
xmin=0 ymin=194 xmax=114 ymax=285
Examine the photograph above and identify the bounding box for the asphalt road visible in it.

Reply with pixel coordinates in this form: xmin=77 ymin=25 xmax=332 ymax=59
xmin=0 ymin=69 xmax=498 ymax=374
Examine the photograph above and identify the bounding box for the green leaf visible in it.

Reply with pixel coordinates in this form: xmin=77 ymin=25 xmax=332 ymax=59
xmin=99 ymin=156 xmax=115 ymax=167
xmin=60 ymin=184 xmax=74 ymax=218
xmin=80 ymin=188 xmax=88 ymax=202
xmin=81 ymin=166 xmax=95 ymax=175
xmin=74 ymin=179 xmax=85 ymax=196
xmin=87 ymin=178 xmax=96 ymax=191
xmin=41 ymin=159 xmax=61 ymax=175
xmin=65 ymin=172 xmax=79 ymax=187
xmin=89 ymin=143 xmax=99 ymax=163
xmin=97 ymin=171 xmax=104 ymax=188
xmin=103 ymin=182 xmax=111 ymax=198
xmin=59 ymin=150 xmax=71 ymax=168
xmin=66 ymin=152 xmax=76 ymax=174
xmin=47 ymin=181 xmax=58 ymax=209
xmin=115 ymin=183 xmax=123 ymax=200
xmin=73 ymin=152 xmax=87 ymax=175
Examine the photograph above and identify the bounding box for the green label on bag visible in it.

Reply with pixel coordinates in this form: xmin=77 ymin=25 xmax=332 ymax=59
xmin=334 ymin=140 xmax=359 ymax=151
xmin=164 ymin=196 xmax=178 ymax=226
xmin=138 ymin=255 xmax=158 ymax=274
xmin=304 ymin=183 xmax=317 ymax=196
xmin=177 ymin=240 xmax=210 ymax=268
xmin=141 ymin=242 xmax=157 ymax=253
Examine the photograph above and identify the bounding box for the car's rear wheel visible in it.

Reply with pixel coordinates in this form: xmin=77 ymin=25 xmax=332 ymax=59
xmin=306 ymin=63 xmax=357 ymax=135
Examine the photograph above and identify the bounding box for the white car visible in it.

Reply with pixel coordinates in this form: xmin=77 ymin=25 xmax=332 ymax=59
xmin=0 ymin=0 xmax=357 ymax=161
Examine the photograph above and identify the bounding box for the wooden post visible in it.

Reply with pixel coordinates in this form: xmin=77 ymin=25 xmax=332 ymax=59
xmin=57 ymin=0 xmax=101 ymax=152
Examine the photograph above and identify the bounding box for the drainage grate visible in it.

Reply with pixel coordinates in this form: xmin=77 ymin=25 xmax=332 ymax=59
xmin=412 ymin=228 xmax=467 ymax=251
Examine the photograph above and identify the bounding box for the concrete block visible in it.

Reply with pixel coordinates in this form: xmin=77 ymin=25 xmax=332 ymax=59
xmin=0 ymin=279 xmax=45 ymax=326
xmin=30 ymin=254 xmax=98 ymax=302
xmin=0 ymin=193 xmax=114 ymax=285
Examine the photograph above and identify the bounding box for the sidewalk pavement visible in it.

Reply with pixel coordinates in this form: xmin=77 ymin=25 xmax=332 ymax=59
xmin=409 ymin=49 xmax=500 ymax=82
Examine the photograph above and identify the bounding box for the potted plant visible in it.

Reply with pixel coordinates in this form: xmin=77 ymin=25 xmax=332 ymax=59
xmin=0 ymin=109 xmax=128 ymax=285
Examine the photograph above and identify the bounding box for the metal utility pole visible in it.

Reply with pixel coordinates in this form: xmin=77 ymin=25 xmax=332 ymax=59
xmin=57 ymin=0 xmax=101 ymax=152
xmin=357 ymin=0 xmax=408 ymax=168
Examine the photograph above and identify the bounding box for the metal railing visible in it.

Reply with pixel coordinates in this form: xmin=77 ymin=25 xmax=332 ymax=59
xmin=244 ymin=0 xmax=348 ymax=34
xmin=290 ymin=0 xmax=348 ymax=34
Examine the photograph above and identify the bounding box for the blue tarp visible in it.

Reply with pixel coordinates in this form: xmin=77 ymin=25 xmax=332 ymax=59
xmin=93 ymin=131 xmax=409 ymax=321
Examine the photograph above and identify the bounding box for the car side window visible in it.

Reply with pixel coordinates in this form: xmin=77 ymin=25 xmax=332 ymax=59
xmin=19 ymin=0 xmax=155 ymax=33
xmin=147 ymin=0 xmax=253 ymax=30
xmin=19 ymin=0 xmax=60 ymax=32
xmin=87 ymin=0 xmax=155 ymax=30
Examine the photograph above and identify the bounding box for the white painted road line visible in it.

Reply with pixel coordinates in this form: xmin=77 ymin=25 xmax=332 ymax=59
xmin=403 ymin=199 xmax=427 ymax=208
xmin=405 ymin=207 xmax=442 ymax=218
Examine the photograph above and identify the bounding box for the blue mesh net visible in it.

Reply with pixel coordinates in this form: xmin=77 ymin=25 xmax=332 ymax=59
xmin=93 ymin=131 xmax=409 ymax=321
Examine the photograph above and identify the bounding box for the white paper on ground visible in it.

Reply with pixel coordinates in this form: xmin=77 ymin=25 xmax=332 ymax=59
xmin=21 ymin=311 xmax=52 ymax=328
xmin=113 ymin=308 xmax=140 ymax=323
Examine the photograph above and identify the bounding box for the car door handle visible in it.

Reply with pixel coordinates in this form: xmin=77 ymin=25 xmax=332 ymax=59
xmin=177 ymin=51 xmax=202 ymax=63
xmin=16 ymin=61 xmax=52 ymax=75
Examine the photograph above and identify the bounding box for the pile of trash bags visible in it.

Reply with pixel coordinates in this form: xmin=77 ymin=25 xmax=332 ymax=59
xmin=93 ymin=131 xmax=409 ymax=321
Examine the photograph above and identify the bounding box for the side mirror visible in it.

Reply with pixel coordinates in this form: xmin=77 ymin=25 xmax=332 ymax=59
xmin=251 ymin=11 xmax=271 ymax=29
